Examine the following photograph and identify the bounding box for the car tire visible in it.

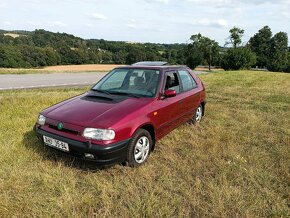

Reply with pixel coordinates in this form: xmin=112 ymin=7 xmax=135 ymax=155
xmin=126 ymin=129 xmax=152 ymax=167
xmin=191 ymin=104 xmax=203 ymax=124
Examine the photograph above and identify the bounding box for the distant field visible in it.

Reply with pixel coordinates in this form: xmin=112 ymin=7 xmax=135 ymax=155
xmin=0 ymin=71 xmax=289 ymax=217
xmin=0 ymin=64 xmax=123 ymax=74
xmin=195 ymin=66 xmax=224 ymax=72
xmin=0 ymin=64 xmax=219 ymax=75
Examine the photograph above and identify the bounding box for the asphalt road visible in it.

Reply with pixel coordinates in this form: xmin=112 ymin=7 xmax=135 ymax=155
xmin=0 ymin=71 xmax=206 ymax=90
xmin=0 ymin=72 xmax=107 ymax=90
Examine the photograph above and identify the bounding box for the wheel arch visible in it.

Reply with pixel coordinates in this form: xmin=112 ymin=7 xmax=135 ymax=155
xmin=200 ymin=101 xmax=206 ymax=116
xmin=136 ymin=123 xmax=156 ymax=151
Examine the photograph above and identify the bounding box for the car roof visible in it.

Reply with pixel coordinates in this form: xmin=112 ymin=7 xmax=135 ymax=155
xmin=132 ymin=61 xmax=169 ymax=66
xmin=116 ymin=62 xmax=190 ymax=71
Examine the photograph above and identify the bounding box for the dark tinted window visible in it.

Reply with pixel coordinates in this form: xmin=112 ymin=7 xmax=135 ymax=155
xmin=178 ymin=70 xmax=197 ymax=91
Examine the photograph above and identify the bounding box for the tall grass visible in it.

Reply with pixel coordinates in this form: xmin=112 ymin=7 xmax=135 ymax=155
xmin=0 ymin=71 xmax=289 ymax=217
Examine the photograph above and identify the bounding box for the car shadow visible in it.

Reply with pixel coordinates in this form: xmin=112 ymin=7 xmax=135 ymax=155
xmin=23 ymin=130 xmax=115 ymax=171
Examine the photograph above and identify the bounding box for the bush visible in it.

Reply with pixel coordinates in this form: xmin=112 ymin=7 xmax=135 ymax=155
xmin=186 ymin=52 xmax=203 ymax=69
xmin=221 ymin=47 xmax=256 ymax=71
xmin=285 ymin=53 xmax=290 ymax=73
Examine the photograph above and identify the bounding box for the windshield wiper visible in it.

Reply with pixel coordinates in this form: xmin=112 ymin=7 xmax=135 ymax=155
xmin=91 ymin=89 xmax=112 ymax=95
xmin=109 ymin=91 xmax=141 ymax=98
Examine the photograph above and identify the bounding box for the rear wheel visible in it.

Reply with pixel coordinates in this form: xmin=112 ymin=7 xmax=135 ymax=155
xmin=191 ymin=104 xmax=203 ymax=124
xmin=126 ymin=129 xmax=152 ymax=167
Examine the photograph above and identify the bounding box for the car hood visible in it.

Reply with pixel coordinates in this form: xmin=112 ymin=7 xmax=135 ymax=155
xmin=44 ymin=93 xmax=153 ymax=128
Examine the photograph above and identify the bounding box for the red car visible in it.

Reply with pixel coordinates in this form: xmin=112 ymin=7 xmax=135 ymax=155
xmin=35 ymin=62 xmax=206 ymax=167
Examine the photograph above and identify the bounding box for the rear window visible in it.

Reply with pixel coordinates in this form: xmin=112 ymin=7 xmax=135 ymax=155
xmin=178 ymin=70 xmax=197 ymax=91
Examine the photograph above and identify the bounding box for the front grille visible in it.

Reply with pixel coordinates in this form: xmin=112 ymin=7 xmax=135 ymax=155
xmin=48 ymin=124 xmax=80 ymax=135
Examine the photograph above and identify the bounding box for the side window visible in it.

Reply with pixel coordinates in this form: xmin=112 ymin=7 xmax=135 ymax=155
xmin=178 ymin=70 xmax=197 ymax=92
xmin=164 ymin=71 xmax=180 ymax=94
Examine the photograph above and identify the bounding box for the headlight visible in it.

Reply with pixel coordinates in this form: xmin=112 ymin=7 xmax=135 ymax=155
xmin=37 ymin=114 xmax=46 ymax=125
xmin=83 ymin=128 xmax=115 ymax=140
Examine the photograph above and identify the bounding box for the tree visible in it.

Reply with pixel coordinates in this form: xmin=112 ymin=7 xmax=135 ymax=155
xmin=221 ymin=47 xmax=256 ymax=70
xmin=126 ymin=46 xmax=146 ymax=64
xmin=20 ymin=45 xmax=47 ymax=67
xmin=100 ymin=51 xmax=113 ymax=63
xmin=226 ymin=27 xmax=245 ymax=48
xmin=248 ymin=26 xmax=272 ymax=68
xmin=186 ymin=49 xmax=203 ymax=69
xmin=112 ymin=51 xmax=126 ymax=64
xmin=187 ymin=33 xmax=220 ymax=70
xmin=267 ymin=32 xmax=288 ymax=72
xmin=286 ymin=52 xmax=290 ymax=73
xmin=221 ymin=27 xmax=257 ymax=71
xmin=44 ymin=47 xmax=60 ymax=66
xmin=0 ymin=45 xmax=29 ymax=68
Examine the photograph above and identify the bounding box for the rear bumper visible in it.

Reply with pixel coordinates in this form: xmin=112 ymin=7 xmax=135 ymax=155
xmin=34 ymin=125 xmax=129 ymax=165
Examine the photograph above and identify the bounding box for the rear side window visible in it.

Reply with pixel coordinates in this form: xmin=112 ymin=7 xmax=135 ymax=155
xmin=178 ymin=70 xmax=197 ymax=91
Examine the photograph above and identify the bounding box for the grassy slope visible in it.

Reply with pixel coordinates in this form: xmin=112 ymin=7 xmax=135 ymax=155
xmin=0 ymin=71 xmax=289 ymax=217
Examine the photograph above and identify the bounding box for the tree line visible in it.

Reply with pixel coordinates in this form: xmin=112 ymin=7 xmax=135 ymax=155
xmin=0 ymin=27 xmax=289 ymax=72
xmin=186 ymin=26 xmax=290 ymax=72
xmin=0 ymin=29 xmax=185 ymax=68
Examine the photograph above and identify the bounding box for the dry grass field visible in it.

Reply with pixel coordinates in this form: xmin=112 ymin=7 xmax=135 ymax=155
xmin=0 ymin=71 xmax=289 ymax=217
xmin=43 ymin=64 xmax=124 ymax=72
xmin=0 ymin=64 xmax=219 ymax=75
xmin=0 ymin=64 xmax=122 ymax=74
xmin=195 ymin=66 xmax=224 ymax=72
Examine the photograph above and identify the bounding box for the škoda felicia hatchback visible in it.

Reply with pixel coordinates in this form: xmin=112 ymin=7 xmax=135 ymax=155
xmin=35 ymin=62 xmax=206 ymax=167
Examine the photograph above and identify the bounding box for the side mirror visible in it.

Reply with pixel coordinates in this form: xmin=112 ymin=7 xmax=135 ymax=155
xmin=164 ymin=89 xmax=176 ymax=98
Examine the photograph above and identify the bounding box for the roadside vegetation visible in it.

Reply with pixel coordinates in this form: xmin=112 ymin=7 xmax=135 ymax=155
xmin=0 ymin=71 xmax=289 ymax=217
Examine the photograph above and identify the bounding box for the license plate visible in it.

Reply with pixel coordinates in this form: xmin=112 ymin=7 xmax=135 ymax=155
xmin=43 ymin=136 xmax=69 ymax=152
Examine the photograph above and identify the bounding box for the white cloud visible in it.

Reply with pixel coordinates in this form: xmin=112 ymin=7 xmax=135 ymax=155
xmin=127 ymin=24 xmax=137 ymax=29
xmin=185 ymin=0 xmax=232 ymax=6
xmin=85 ymin=23 xmax=94 ymax=27
xmin=185 ymin=0 xmax=290 ymax=7
xmin=191 ymin=19 xmax=228 ymax=28
xmin=90 ymin=13 xmax=107 ymax=20
xmin=282 ymin=0 xmax=290 ymax=5
xmin=3 ymin=21 xmax=12 ymax=26
xmin=51 ymin=21 xmax=66 ymax=27
xmin=281 ymin=11 xmax=290 ymax=18
xmin=126 ymin=19 xmax=137 ymax=29
xmin=0 ymin=3 xmax=7 ymax=7
xmin=26 ymin=21 xmax=41 ymax=26
xmin=145 ymin=0 xmax=169 ymax=4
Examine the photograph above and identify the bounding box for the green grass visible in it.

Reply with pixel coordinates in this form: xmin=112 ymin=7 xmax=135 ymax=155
xmin=0 ymin=71 xmax=289 ymax=217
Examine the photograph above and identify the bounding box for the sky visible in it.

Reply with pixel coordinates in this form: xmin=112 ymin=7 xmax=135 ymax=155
xmin=0 ymin=0 xmax=290 ymax=45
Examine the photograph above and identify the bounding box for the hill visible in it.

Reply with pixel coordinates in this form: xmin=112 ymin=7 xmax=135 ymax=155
xmin=0 ymin=29 xmax=186 ymax=68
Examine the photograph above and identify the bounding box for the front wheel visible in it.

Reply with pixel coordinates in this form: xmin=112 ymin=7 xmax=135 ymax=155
xmin=126 ymin=129 xmax=152 ymax=167
xmin=191 ymin=104 xmax=203 ymax=124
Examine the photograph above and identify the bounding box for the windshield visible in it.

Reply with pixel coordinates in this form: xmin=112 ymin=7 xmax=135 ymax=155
xmin=92 ymin=68 xmax=161 ymax=97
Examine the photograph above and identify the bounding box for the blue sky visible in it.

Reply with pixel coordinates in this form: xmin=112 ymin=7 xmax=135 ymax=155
xmin=1 ymin=0 xmax=290 ymax=45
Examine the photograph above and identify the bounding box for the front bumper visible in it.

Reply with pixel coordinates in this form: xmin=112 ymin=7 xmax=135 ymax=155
xmin=34 ymin=125 xmax=130 ymax=165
